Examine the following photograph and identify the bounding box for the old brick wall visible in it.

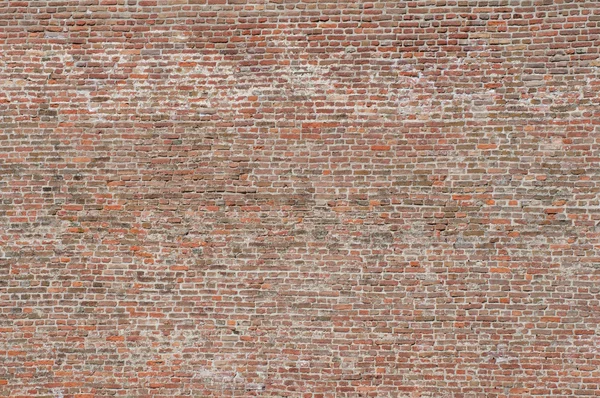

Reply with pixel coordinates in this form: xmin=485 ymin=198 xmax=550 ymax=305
xmin=1 ymin=0 xmax=600 ymax=397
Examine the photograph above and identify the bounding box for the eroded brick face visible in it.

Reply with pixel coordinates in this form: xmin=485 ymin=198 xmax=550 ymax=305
xmin=1 ymin=1 xmax=600 ymax=397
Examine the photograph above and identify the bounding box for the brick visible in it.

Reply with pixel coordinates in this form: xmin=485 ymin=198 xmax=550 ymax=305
xmin=1 ymin=2 xmax=599 ymax=397
xmin=370 ymin=145 xmax=391 ymax=151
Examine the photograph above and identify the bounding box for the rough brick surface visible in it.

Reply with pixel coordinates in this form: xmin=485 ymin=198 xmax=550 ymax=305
xmin=1 ymin=1 xmax=600 ymax=397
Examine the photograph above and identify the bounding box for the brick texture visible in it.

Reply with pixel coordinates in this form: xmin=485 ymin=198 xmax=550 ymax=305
xmin=2 ymin=1 xmax=600 ymax=397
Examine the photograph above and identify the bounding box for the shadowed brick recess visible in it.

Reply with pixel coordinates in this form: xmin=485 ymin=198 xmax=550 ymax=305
xmin=2 ymin=0 xmax=600 ymax=397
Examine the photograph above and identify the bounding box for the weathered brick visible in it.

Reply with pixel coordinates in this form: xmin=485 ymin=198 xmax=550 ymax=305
xmin=1 ymin=1 xmax=600 ymax=397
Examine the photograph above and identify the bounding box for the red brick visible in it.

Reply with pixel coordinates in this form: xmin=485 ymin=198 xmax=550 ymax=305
xmin=1 ymin=2 xmax=598 ymax=397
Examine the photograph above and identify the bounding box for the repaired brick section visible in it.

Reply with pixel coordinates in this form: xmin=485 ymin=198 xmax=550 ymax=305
xmin=1 ymin=0 xmax=600 ymax=397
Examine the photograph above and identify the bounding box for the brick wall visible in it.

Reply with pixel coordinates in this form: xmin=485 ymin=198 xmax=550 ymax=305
xmin=2 ymin=1 xmax=600 ymax=397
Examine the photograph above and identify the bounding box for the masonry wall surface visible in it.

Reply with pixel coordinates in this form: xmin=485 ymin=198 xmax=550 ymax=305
xmin=1 ymin=1 xmax=600 ymax=397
